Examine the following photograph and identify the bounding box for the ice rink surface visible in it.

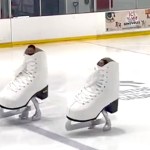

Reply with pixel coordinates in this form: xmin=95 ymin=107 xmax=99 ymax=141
xmin=0 ymin=35 xmax=150 ymax=150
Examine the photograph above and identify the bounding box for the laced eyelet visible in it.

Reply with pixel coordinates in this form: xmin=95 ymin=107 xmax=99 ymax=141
xmin=75 ymin=68 xmax=107 ymax=104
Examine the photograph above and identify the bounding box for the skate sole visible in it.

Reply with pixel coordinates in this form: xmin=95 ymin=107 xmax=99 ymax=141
xmin=66 ymin=99 xmax=118 ymax=122
xmin=0 ymin=85 xmax=48 ymax=110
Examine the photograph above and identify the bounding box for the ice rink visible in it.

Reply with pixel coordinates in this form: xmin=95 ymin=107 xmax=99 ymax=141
xmin=0 ymin=35 xmax=150 ymax=150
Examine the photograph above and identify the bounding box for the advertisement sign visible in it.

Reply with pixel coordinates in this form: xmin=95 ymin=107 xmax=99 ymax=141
xmin=145 ymin=9 xmax=150 ymax=27
xmin=106 ymin=9 xmax=150 ymax=32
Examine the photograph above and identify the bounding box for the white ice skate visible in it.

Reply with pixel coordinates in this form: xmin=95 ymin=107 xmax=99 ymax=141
xmin=0 ymin=47 xmax=48 ymax=121
xmin=66 ymin=58 xmax=119 ymax=131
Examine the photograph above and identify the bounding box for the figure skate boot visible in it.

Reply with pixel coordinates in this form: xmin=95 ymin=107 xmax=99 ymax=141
xmin=0 ymin=48 xmax=48 ymax=121
xmin=66 ymin=58 xmax=119 ymax=131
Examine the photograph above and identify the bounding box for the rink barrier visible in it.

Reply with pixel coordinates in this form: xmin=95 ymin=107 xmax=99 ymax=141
xmin=1 ymin=30 xmax=150 ymax=48
xmin=1 ymin=9 xmax=150 ymax=48
xmin=0 ymin=30 xmax=150 ymax=48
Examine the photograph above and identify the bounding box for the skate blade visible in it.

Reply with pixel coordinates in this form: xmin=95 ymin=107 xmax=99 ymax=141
xmin=0 ymin=108 xmax=26 ymax=119
xmin=0 ymin=110 xmax=22 ymax=118
xmin=65 ymin=119 xmax=102 ymax=131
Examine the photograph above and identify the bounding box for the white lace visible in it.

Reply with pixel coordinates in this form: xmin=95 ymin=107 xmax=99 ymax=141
xmin=75 ymin=68 xmax=106 ymax=105
xmin=8 ymin=60 xmax=37 ymax=92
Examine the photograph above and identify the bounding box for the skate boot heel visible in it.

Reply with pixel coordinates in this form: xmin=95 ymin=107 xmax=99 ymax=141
xmin=36 ymin=85 xmax=48 ymax=100
xmin=104 ymin=99 xmax=118 ymax=113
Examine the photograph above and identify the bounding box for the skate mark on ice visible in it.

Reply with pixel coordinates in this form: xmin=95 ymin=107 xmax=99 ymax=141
xmin=84 ymin=41 xmax=150 ymax=56
xmin=22 ymin=124 xmax=98 ymax=150
xmin=120 ymin=81 xmax=150 ymax=100
xmin=120 ymin=81 xmax=144 ymax=84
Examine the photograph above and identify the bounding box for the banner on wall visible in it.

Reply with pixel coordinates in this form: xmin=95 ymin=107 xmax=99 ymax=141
xmin=105 ymin=9 xmax=150 ymax=32
xmin=145 ymin=8 xmax=150 ymax=27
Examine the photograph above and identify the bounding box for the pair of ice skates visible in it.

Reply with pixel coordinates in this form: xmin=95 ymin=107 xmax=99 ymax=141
xmin=0 ymin=49 xmax=119 ymax=131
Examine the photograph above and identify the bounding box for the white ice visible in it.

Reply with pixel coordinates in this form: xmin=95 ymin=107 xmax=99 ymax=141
xmin=0 ymin=35 xmax=150 ymax=150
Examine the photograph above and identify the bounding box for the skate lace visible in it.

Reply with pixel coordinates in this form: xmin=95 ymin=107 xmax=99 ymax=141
xmin=75 ymin=68 xmax=106 ymax=105
xmin=8 ymin=60 xmax=37 ymax=92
